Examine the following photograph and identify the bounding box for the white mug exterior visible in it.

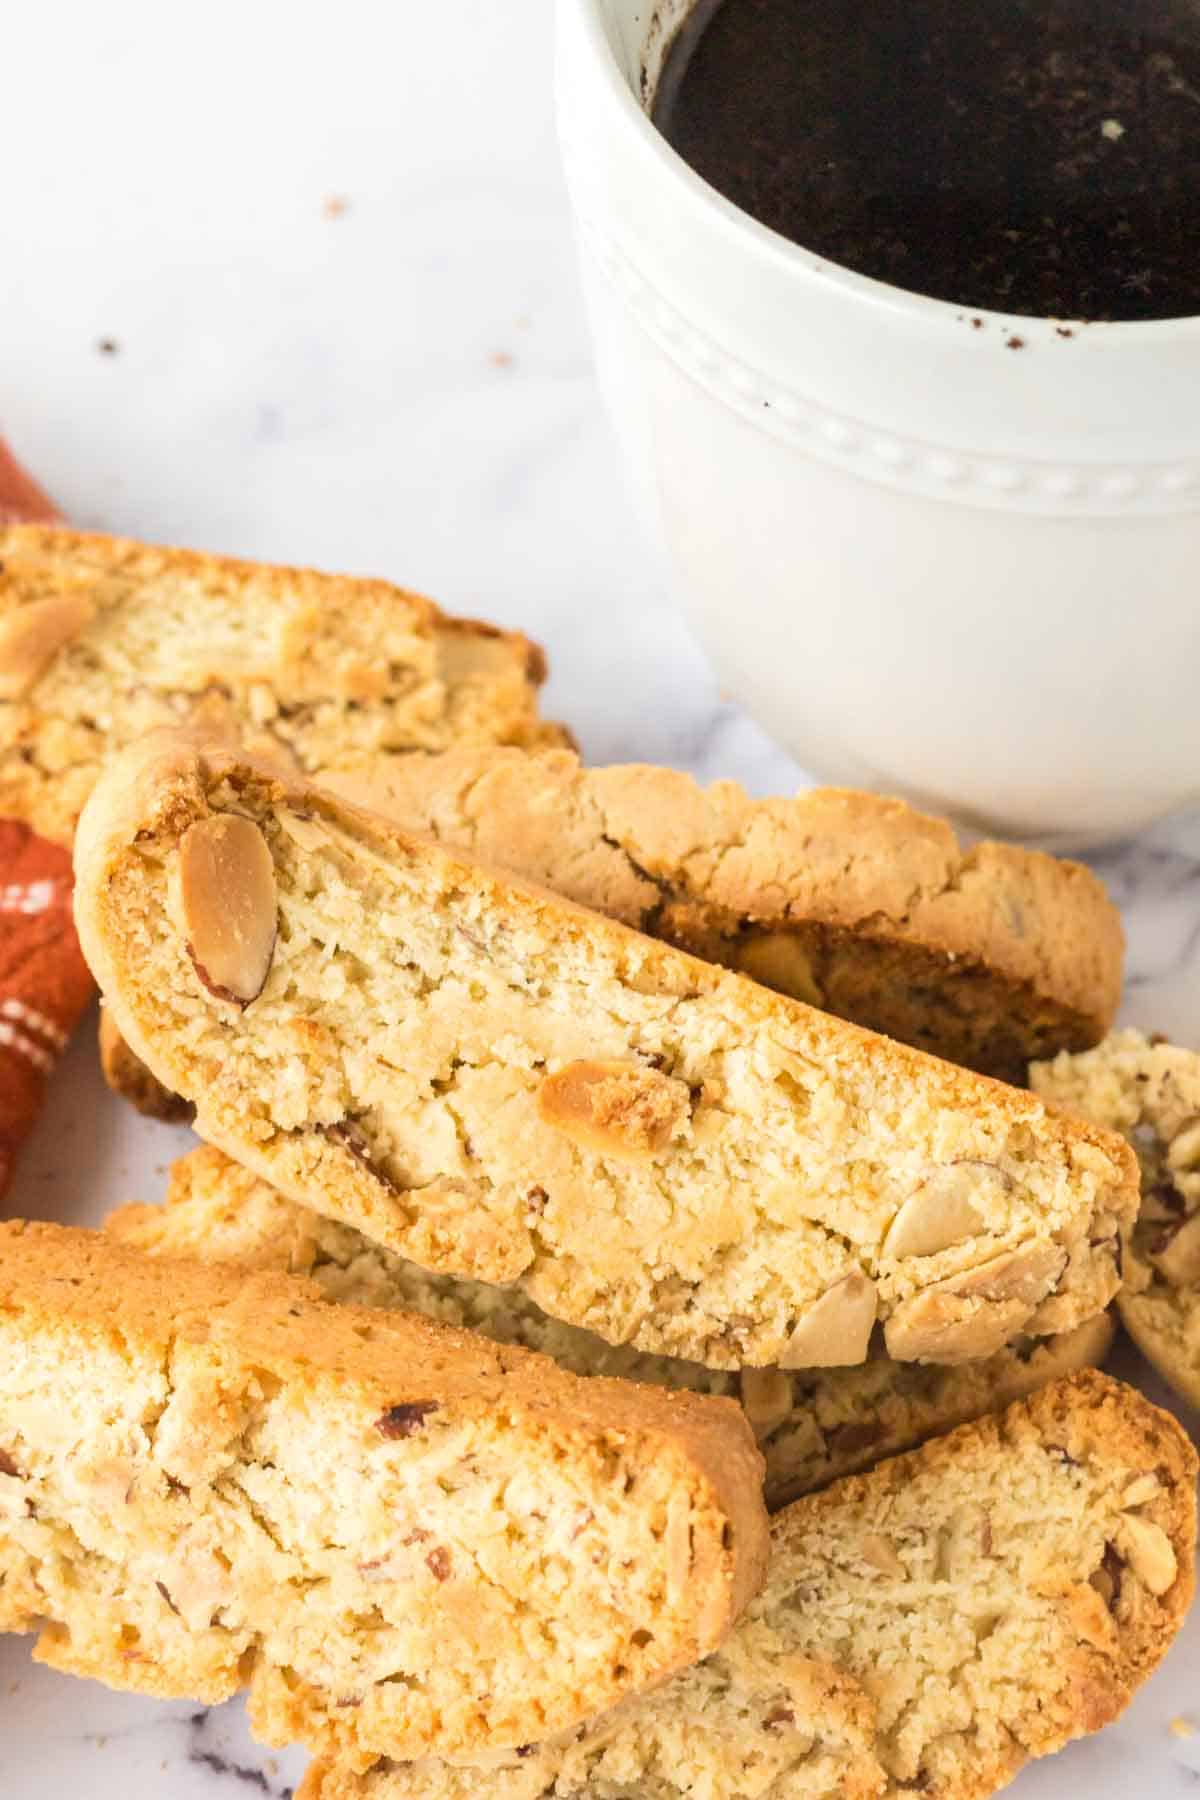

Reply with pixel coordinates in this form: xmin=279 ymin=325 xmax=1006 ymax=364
xmin=556 ymin=0 xmax=1200 ymax=845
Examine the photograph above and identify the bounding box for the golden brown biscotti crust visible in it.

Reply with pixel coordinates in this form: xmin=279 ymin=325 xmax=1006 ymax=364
xmin=98 ymin=1004 xmax=194 ymax=1123
xmin=1033 ymin=1028 xmax=1200 ymax=1410
xmin=0 ymin=1220 xmax=767 ymax=1767
xmin=108 ymin=1145 xmax=1117 ymax=1510
xmin=0 ymin=524 xmax=564 ymax=847
xmin=327 ymin=747 xmax=1124 ymax=1081
xmin=74 ymin=738 xmax=1137 ymax=1371
xmin=298 ymin=1371 xmax=1197 ymax=1800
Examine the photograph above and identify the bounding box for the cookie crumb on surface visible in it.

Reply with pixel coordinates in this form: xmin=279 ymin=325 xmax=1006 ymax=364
xmin=1170 ymin=1716 xmax=1195 ymax=1739
xmin=322 ymin=194 xmax=350 ymax=219
xmin=96 ymin=337 xmax=119 ymax=356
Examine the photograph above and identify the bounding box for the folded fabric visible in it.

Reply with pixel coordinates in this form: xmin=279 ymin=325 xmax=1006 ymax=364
xmin=0 ymin=437 xmax=93 ymax=1200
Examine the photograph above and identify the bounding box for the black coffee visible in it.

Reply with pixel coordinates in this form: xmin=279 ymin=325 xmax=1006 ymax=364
xmin=653 ymin=0 xmax=1200 ymax=321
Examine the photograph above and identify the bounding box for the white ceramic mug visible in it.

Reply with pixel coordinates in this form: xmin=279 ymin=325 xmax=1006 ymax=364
xmin=555 ymin=0 xmax=1200 ymax=847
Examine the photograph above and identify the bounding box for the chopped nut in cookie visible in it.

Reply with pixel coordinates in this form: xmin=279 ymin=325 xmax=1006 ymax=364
xmin=0 ymin=588 xmax=95 ymax=699
xmin=538 ymin=1059 xmax=690 ymax=1159
xmin=779 ymin=1272 xmax=877 ymax=1368
xmin=1115 ymin=1513 xmax=1178 ymax=1596
xmin=883 ymin=1241 xmax=1066 ymax=1363
xmin=882 ymin=1162 xmax=1004 ymax=1259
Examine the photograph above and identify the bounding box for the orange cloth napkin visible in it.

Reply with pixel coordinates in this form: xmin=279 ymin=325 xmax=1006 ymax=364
xmin=0 ymin=441 xmax=95 ymax=1198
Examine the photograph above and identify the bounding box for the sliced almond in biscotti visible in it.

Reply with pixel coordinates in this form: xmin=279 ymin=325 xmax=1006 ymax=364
xmin=0 ymin=1221 xmax=767 ymax=1768
xmin=778 ymin=1272 xmax=879 ymax=1369
xmin=296 ymin=1371 xmax=1197 ymax=1800
xmin=0 ymin=587 xmax=96 ymax=699
xmin=75 ymin=737 xmax=1137 ymax=1372
xmin=177 ymin=813 xmax=278 ymax=1005
xmin=106 ymin=1145 xmax=1119 ymax=1512
xmin=1034 ymin=1027 xmax=1200 ymax=1410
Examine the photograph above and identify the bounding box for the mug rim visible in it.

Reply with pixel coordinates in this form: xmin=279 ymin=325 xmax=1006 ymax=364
xmin=562 ymin=0 xmax=1200 ymax=347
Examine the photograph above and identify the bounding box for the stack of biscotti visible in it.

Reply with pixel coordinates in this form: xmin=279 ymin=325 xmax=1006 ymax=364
xmin=12 ymin=522 xmax=1191 ymax=1794
xmin=0 ymin=1220 xmax=769 ymax=1767
xmin=108 ymin=1143 xmax=1118 ymax=1511
xmin=74 ymin=739 xmax=1138 ymax=1374
xmin=298 ymin=1371 xmax=1197 ymax=1798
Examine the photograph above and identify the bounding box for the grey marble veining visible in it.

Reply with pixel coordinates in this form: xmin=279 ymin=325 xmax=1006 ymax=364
xmin=1 ymin=0 xmax=1198 ymax=1793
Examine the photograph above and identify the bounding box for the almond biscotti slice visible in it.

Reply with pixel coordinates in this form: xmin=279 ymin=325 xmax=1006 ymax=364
xmin=108 ymin=1145 xmax=1117 ymax=1510
xmin=1033 ymin=1028 xmax=1200 ymax=1410
xmin=325 ymin=746 xmax=1123 ymax=1081
xmin=0 ymin=1220 xmax=767 ymax=1769
xmin=101 ymin=745 xmax=1125 ymax=1120
xmin=298 ymin=1371 xmax=1198 ymax=1800
xmin=75 ymin=739 xmax=1136 ymax=1371
xmin=0 ymin=524 xmax=564 ymax=848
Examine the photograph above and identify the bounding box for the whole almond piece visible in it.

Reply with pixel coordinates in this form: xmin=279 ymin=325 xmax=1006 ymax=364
xmin=778 ymin=1271 xmax=877 ymax=1369
xmin=538 ymin=1059 xmax=689 ymax=1160
xmin=0 ymin=591 xmax=96 ymax=699
xmin=179 ymin=814 xmax=277 ymax=1006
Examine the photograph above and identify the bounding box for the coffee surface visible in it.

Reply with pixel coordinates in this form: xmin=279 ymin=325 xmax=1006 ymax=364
xmin=653 ymin=0 xmax=1200 ymax=321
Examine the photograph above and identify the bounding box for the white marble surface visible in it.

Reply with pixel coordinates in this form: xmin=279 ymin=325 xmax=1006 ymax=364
xmin=2 ymin=0 xmax=1199 ymax=1793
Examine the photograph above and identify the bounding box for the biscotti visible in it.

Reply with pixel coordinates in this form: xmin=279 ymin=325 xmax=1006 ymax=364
xmin=74 ymin=738 xmax=1137 ymax=1371
xmin=0 ymin=1220 xmax=767 ymax=1768
xmin=101 ymin=746 xmax=1127 ymax=1120
xmin=109 ymin=1145 xmax=1118 ymax=1510
xmin=0 ymin=524 xmax=565 ymax=848
xmin=1033 ymin=1029 xmax=1200 ymax=1409
xmin=298 ymin=1371 xmax=1197 ymax=1800
xmin=324 ymin=746 xmax=1124 ymax=1081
